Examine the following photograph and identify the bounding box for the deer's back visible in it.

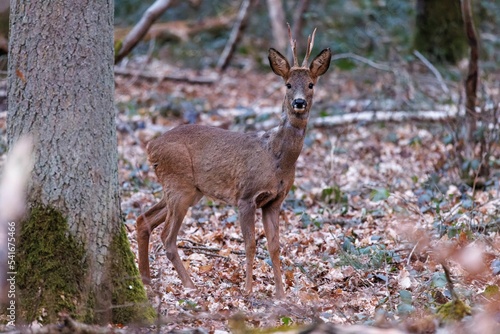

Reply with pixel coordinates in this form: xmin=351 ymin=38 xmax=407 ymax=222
xmin=147 ymin=125 xmax=289 ymax=206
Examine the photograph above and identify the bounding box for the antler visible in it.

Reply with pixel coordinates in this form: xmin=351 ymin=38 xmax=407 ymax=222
xmin=287 ymin=23 xmax=298 ymax=67
xmin=301 ymin=28 xmax=317 ymax=67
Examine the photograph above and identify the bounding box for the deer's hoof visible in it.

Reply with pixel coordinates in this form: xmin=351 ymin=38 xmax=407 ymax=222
xmin=243 ymin=286 xmax=253 ymax=297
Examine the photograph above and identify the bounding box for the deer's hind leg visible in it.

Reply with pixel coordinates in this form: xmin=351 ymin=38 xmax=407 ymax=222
xmin=137 ymin=197 xmax=169 ymax=284
xmin=160 ymin=186 xmax=203 ymax=289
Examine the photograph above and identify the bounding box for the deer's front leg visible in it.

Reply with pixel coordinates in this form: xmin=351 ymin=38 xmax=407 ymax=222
xmin=262 ymin=201 xmax=285 ymax=299
xmin=238 ymin=199 xmax=256 ymax=296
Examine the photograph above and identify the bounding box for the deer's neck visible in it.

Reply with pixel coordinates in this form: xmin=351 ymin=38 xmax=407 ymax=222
xmin=266 ymin=105 xmax=308 ymax=170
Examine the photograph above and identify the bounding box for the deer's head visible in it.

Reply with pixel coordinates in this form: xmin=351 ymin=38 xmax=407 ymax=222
xmin=268 ymin=26 xmax=331 ymax=126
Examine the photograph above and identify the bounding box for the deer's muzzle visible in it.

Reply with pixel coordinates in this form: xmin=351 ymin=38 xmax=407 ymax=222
xmin=292 ymin=98 xmax=307 ymax=111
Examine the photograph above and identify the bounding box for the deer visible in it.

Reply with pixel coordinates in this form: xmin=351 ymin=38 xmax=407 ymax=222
xmin=136 ymin=26 xmax=331 ymax=299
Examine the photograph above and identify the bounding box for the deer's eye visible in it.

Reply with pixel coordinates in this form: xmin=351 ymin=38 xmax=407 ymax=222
xmin=286 ymin=83 xmax=292 ymax=89
xmin=309 ymin=83 xmax=314 ymax=89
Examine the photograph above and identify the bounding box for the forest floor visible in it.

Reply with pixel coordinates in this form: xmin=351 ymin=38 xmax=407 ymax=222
xmin=114 ymin=56 xmax=500 ymax=333
xmin=0 ymin=53 xmax=498 ymax=333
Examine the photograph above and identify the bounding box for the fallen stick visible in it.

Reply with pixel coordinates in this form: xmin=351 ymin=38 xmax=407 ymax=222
xmin=311 ymin=108 xmax=463 ymax=127
xmin=216 ymin=106 xmax=464 ymax=129
xmin=114 ymin=68 xmax=218 ymax=84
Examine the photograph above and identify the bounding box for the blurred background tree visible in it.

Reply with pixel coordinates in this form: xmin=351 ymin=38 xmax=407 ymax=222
xmin=0 ymin=0 xmax=9 ymax=55
xmin=413 ymin=0 xmax=467 ymax=64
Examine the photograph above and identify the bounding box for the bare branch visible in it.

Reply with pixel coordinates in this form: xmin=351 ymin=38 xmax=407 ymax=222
xmin=115 ymin=0 xmax=178 ymax=64
xmin=216 ymin=0 xmax=256 ymax=72
xmin=331 ymin=53 xmax=392 ymax=71
xmin=413 ymin=50 xmax=450 ymax=95
xmin=287 ymin=23 xmax=298 ymax=67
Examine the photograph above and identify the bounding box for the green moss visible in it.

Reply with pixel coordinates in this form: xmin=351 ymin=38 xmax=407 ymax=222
xmin=114 ymin=39 xmax=123 ymax=58
xmin=109 ymin=224 xmax=156 ymax=324
xmin=8 ymin=205 xmax=154 ymax=325
xmin=16 ymin=206 xmax=89 ymax=324
xmin=483 ymin=285 xmax=500 ymax=298
xmin=437 ymin=299 xmax=472 ymax=322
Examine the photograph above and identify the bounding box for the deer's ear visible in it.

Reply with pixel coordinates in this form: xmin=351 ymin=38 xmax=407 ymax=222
xmin=310 ymin=48 xmax=331 ymax=80
xmin=268 ymin=48 xmax=290 ymax=79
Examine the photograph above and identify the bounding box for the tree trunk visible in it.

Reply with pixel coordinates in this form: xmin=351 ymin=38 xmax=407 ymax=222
xmin=7 ymin=1 xmax=153 ymax=325
xmin=291 ymin=0 xmax=310 ymax=49
xmin=413 ymin=0 xmax=467 ymax=64
xmin=266 ymin=0 xmax=287 ymax=52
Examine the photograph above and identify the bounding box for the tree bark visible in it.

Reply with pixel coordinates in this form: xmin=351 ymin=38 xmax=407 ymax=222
xmin=7 ymin=1 xmax=152 ymax=324
xmin=413 ymin=0 xmax=467 ymax=64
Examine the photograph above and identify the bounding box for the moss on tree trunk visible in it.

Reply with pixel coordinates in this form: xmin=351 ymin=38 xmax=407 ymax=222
xmin=413 ymin=0 xmax=467 ymax=64
xmin=109 ymin=224 xmax=156 ymax=324
xmin=16 ymin=206 xmax=91 ymax=323
xmin=13 ymin=206 xmax=155 ymax=325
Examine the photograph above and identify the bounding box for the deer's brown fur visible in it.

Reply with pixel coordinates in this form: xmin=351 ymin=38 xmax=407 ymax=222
xmin=137 ymin=27 xmax=331 ymax=298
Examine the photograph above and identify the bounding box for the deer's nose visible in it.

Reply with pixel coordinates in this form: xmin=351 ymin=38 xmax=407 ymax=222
xmin=292 ymin=98 xmax=307 ymax=109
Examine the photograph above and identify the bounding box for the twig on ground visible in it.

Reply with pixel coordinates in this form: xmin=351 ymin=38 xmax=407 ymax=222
xmin=312 ymin=108 xmax=463 ymax=127
xmin=441 ymin=262 xmax=459 ymax=301
xmin=407 ymin=241 xmax=419 ymax=266
xmin=178 ymin=238 xmax=211 ymax=248
xmin=24 ymin=312 xmax=127 ymax=334
xmin=114 ymin=68 xmax=218 ymax=84
xmin=179 ymin=246 xmax=228 ymax=259
xmin=217 ymin=106 xmax=464 ymax=130
xmin=322 ymin=217 xmax=363 ymax=226
xmin=177 ymin=239 xmax=267 ymax=259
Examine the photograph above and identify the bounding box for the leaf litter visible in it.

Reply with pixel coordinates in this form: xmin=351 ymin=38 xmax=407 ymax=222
xmin=0 ymin=57 xmax=497 ymax=332
xmin=114 ymin=60 xmax=500 ymax=332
